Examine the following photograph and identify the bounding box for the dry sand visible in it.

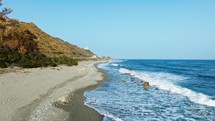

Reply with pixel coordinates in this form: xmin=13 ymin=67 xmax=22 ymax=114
xmin=0 ymin=61 xmax=106 ymax=121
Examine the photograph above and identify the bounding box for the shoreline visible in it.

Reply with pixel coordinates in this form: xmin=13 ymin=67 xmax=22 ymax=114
xmin=0 ymin=60 xmax=108 ymax=121
xmin=57 ymin=63 xmax=108 ymax=121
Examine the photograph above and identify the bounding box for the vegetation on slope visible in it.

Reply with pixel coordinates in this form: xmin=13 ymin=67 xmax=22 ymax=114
xmin=0 ymin=1 xmax=93 ymax=68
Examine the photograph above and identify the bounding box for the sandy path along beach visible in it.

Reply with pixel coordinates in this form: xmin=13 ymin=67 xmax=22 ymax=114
xmin=0 ymin=61 xmax=106 ymax=121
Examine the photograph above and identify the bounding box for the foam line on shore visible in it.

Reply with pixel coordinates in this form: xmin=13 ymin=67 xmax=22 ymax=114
xmin=119 ymin=68 xmax=215 ymax=107
xmin=84 ymin=102 xmax=124 ymax=121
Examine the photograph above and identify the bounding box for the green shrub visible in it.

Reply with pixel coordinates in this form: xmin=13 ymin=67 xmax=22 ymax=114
xmin=0 ymin=62 xmax=7 ymax=68
xmin=64 ymin=57 xmax=78 ymax=66
xmin=0 ymin=46 xmax=21 ymax=66
xmin=0 ymin=45 xmax=79 ymax=68
xmin=50 ymin=56 xmax=78 ymax=66
xmin=18 ymin=60 xmax=38 ymax=68
xmin=50 ymin=62 xmax=57 ymax=67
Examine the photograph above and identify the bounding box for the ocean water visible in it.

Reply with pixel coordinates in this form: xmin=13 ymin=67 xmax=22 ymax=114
xmin=84 ymin=60 xmax=215 ymax=121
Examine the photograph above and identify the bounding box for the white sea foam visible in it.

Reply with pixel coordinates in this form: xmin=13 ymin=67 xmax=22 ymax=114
xmin=97 ymin=63 xmax=108 ymax=69
xmin=113 ymin=59 xmax=125 ymax=63
xmin=119 ymin=68 xmax=130 ymax=73
xmin=118 ymin=68 xmax=215 ymax=107
xmin=111 ymin=64 xmax=119 ymax=67
xmin=84 ymin=102 xmax=124 ymax=121
xmin=119 ymin=68 xmax=136 ymax=76
xmin=102 ymin=113 xmax=124 ymax=121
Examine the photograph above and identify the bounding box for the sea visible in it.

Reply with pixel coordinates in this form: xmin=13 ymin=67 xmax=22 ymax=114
xmin=84 ymin=60 xmax=215 ymax=121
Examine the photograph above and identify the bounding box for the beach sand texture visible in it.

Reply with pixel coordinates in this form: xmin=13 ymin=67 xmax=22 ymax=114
xmin=0 ymin=61 xmax=105 ymax=121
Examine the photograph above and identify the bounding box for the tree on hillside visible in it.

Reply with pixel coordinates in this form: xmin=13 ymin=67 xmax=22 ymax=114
xmin=0 ymin=0 xmax=13 ymax=20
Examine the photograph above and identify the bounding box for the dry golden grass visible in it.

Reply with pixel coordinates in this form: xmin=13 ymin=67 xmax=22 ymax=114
xmin=0 ymin=68 xmax=30 ymax=74
xmin=0 ymin=20 xmax=94 ymax=57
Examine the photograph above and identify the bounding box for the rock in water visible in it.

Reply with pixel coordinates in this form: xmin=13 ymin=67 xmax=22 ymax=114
xmin=58 ymin=95 xmax=70 ymax=104
xmin=120 ymin=80 xmax=126 ymax=83
xmin=144 ymin=82 xmax=150 ymax=89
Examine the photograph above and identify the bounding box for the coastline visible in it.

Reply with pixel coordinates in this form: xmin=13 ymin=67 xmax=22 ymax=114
xmin=57 ymin=63 xmax=108 ymax=121
xmin=0 ymin=60 xmax=108 ymax=121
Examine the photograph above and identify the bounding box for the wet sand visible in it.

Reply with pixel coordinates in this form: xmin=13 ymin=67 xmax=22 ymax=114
xmin=55 ymin=66 xmax=108 ymax=121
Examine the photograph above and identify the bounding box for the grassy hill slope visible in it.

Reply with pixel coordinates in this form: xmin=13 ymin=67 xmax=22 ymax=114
xmin=0 ymin=19 xmax=95 ymax=68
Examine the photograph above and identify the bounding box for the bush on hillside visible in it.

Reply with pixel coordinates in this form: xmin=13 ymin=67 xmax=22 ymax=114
xmin=66 ymin=59 xmax=78 ymax=66
xmin=0 ymin=1 xmax=79 ymax=68
xmin=0 ymin=46 xmax=21 ymax=65
xmin=0 ymin=61 xmax=7 ymax=68
xmin=51 ymin=56 xmax=78 ymax=66
xmin=0 ymin=45 xmax=79 ymax=68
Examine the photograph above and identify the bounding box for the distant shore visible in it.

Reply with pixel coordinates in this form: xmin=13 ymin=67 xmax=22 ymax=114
xmin=0 ymin=61 xmax=107 ymax=121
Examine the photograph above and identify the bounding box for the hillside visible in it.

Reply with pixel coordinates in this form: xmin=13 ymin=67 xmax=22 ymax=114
xmin=0 ymin=19 xmax=96 ymax=68
xmin=0 ymin=20 xmax=94 ymax=57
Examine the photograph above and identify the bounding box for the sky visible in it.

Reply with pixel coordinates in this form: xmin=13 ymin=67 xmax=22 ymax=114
xmin=4 ymin=0 xmax=215 ymax=59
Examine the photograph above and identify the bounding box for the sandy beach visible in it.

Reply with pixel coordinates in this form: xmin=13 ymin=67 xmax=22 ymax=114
xmin=0 ymin=61 xmax=106 ymax=121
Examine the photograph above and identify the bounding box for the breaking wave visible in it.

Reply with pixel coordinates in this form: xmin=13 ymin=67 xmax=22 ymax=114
xmin=119 ymin=68 xmax=215 ymax=107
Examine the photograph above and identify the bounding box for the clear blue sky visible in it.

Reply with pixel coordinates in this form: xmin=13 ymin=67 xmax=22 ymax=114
xmin=5 ymin=0 xmax=215 ymax=59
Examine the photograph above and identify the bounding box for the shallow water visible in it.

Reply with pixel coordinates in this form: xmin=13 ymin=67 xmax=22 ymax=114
xmin=85 ymin=60 xmax=215 ymax=121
